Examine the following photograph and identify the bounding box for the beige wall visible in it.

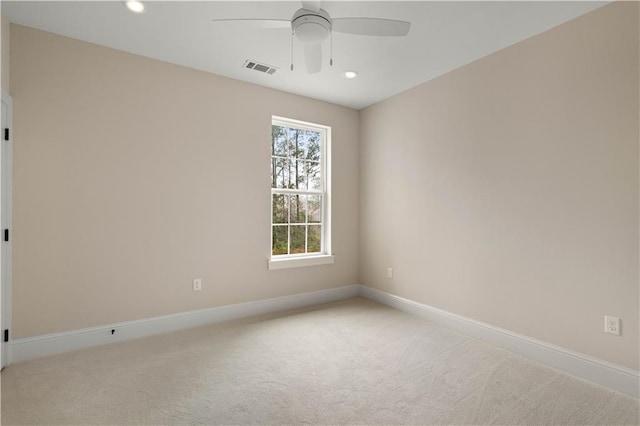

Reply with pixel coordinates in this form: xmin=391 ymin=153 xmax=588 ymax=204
xmin=1 ymin=14 xmax=9 ymax=92
xmin=360 ymin=2 xmax=639 ymax=370
xmin=10 ymin=25 xmax=360 ymax=338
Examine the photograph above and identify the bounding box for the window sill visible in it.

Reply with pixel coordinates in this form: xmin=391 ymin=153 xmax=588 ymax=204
xmin=268 ymin=254 xmax=335 ymax=270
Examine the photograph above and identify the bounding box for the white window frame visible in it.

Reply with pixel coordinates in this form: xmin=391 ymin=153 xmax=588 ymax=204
xmin=268 ymin=116 xmax=333 ymax=270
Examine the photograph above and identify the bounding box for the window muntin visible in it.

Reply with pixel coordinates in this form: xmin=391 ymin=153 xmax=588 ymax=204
xmin=271 ymin=117 xmax=329 ymax=258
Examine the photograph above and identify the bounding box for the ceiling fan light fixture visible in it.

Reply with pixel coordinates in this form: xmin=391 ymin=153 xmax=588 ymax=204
xmin=292 ymin=9 xmax=332 ymax=44
xmin=295 ymin=22 xmax=329 ymax=43
xmin=344 ymin=71 xmax=358 ymax=79
xmin=124 ymin=1 xmax=145 ymax=13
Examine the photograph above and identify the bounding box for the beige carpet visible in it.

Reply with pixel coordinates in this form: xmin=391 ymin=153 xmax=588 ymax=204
xmin=1 ymin=297 xmax=638 ymax=425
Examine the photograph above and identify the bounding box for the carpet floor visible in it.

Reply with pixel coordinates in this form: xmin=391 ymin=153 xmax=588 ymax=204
xmin=1 ymin=297 xmax=638 ymax=425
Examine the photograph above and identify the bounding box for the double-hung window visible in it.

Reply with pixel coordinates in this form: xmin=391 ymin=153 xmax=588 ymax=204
xmin=269 ymin=116 xmax=333 ymax=269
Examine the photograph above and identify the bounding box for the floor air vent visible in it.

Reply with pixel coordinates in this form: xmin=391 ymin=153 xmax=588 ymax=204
xmin=243 ymin=60 xmax=278 ymax=75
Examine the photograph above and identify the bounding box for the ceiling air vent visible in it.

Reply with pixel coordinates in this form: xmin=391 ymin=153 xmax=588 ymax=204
xmin=243 ymin=60 xmax=278 ymax=75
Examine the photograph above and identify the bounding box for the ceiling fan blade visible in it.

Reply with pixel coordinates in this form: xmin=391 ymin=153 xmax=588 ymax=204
xmin=332 ymin=18 xmax=411 ymax=37
xmin=304 ymin=43 xmax=322 ymax=74
xmin=301 ymin=0 xmax=322 ymax=12
xmin=211 ymin=19 xmax=290 ymax=29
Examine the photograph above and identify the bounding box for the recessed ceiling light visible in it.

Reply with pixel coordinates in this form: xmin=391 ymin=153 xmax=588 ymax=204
xmin=344 ymin=71 xmax=358 ymax=79
xmin=125 ymin=1 xmax=145 ymax=13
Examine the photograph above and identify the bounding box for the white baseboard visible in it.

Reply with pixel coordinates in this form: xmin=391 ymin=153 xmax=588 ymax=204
xmin=10 ymin=284 xmax=360 ymax=364
xmin=358 ymin=285 xmax=640 ymax=398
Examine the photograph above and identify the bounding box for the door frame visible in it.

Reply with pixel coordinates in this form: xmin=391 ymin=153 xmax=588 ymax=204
xmin=1 ymin=90 xmax=13 ymax=368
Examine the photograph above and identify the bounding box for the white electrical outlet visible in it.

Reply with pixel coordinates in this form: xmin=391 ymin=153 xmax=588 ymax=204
xmin=387 ymin=267 xmax=393 ymax=278
xmin=193 ymin=278 xmax=202 ymax=291
xmin=604 ymin=316 xmax=620 ymax=336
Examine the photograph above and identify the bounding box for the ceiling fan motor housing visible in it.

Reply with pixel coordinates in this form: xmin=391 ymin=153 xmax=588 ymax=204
xmin=292 ymin=8 xmax=332 ymax=43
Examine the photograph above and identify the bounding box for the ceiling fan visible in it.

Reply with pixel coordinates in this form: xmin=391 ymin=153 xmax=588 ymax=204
xmin=212 ymin=0 xmax=411 ymax=74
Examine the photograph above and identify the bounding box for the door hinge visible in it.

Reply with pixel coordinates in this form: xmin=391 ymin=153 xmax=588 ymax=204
xmin=3 ymin=329 xmax=8 ymax=342
xmin=3 ymin=229 xmax=8 ymax=242
xmin=3 ymin=128 xmax=8 ymax=141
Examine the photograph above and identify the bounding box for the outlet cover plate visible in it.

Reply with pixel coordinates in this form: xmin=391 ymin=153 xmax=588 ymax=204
xmin=193 ymin=278 xmax=202 ymax=291
xmin=604 ymin=316 xmax=620 ymax=335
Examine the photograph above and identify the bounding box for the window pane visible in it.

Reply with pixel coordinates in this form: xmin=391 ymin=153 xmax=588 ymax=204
xmin=304 ymin=131 xmax=321 ymax=161
xmin=307 ymin=161 xmax=321 ymax=190
xmin=272 ymin=126 xmax=288 ymax=156
xmin=272 ymin=226 xmax=288 ymax=255
xmin=290 ymin=225 xmax=306 ymax=254
xmin=290 ymin=195 xmax=306 ymax=224
xmin=308 ymin=195 xmax=321 ymax=223
xmin=272 ymin=194 xmax=288 ymax=224
xmin=290 ymin=129 xmax=306 ymax=159
xmin=272 ymin=157 xmax=290 ymax=189
xmin=308 ymin=225 xmax=321 ymax=253
xmin=285 ymin=128 xmax=302 ymax=164
xmin=291 ymin=159 xmax=307 ymax=190
xmin=286 ymin=158 xmax=297 ymax=189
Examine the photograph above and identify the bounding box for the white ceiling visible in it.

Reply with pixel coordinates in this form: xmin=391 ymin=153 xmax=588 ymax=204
xmin=2 ymin=1 xmax=606 ymax=110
